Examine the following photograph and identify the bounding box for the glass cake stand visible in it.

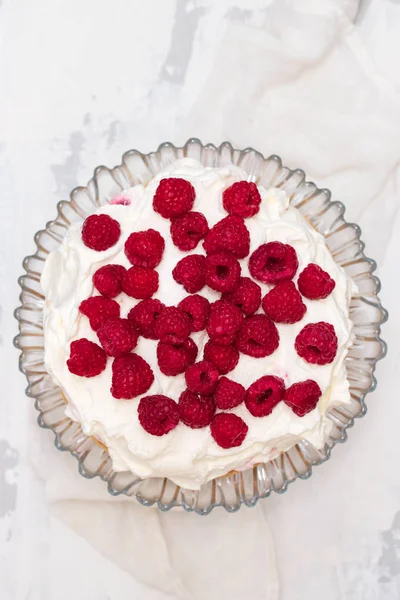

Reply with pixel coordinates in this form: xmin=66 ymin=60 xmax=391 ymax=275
xmin=14 ymin=139 xmax=387 ymax=514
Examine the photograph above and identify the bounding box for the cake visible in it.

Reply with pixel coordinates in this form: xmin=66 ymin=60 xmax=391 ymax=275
xmin=41 ymin=158 xmax=355 ymax=490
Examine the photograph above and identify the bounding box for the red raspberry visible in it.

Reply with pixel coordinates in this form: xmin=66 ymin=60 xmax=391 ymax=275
xmin=122 ymin=266 xmax=159 ymax=299
xmin=124 ymin=229 xmax=165 ymax=269
xmin=222 ymin=181 xmax=262 ymax=218
xmin=157 ymin=336 xmax=198 ymax=376
xmin=81 ymin=214 xmax=121 ymax=251
xmin=138 ymin=395 xmax=180 ymax=436
xmin=236 ymin=314 xmax=279 ymax=357
xmin=298 ymin=263 xmax=336 ymax=300
xmin=92 ymin=264 xmax=126 ymax=298
xmin=79 ymin=296 xmax=120 ymax=331
xmin=178 ymin=294 xmax=210 ymax=332
xmin=210 ymin=413 xmax=248 ymax=449
xmin=262 ymin=281 xmax=306 ymax=324
xmin=153 ymin=178 xmax=195 ymax=219
xmin=214 ymin=377 xmax=245 ymax=410
xmin=295 ymin=322 xmax=338 ymax=365
xmin=203 ymin=215 xmax=250 ymax=259
xmin=284 ymin=380 xmax=322 ymax=416
xmin=97 ymin=318 xmax=139 ymax=357
xmin=154 ymin=306 xmax=191 ymax=342
xmin=245 ymin=375 xmax=285 ymax=417
xmin=111 ymin=353 xmax=154 ymax=399
xmin=170 ymin=211 xmax=208 ymax=251
xmin=207 ymin=299 xmax=244 ymax=346
xmin=178 ymin=390 xmax=216 ymax=429
xmin=249 ymin=242 xmax=298 ymax=284
xmin=203 ymin=340 xmax=239 ymax=375
xmin=185 ymin=360 xmax=219 ymax=395
xmin=172 ymin=254 xmax=206 ymax=293
xmin=205 ymin=251 xmax=241 ymax=293
xmin=67 ymin=338 xmax=107 ymax=377
xmin=224 ymin=276 xmax=261 ymax=316
xmin=127 ymin=298 xmax=165 ymax=339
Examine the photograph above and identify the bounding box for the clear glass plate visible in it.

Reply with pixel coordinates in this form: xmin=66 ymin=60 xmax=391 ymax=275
xmin=14 ymin=139 xmax=388 ymax=514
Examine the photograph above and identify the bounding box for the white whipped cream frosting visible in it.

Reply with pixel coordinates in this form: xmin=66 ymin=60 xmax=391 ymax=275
xmin=42 ymin=158 xmax=355 ymax=490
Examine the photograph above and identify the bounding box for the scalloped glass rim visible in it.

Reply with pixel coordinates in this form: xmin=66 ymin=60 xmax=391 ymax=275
xmin=14 ymin=139 xmax=388 ymax=515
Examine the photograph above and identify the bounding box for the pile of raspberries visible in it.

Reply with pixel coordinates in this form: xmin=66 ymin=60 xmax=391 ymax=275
xmin=67 ymin=178 xmax=337 ymax=449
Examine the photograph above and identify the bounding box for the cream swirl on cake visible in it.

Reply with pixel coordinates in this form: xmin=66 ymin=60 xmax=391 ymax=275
xmin=41 ymin=158 xmax=355 ymax=490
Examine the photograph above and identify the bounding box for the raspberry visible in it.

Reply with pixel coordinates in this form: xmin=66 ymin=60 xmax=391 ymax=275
xmin=262 ymin=281 xmax=306 ymax=324
xmin=295 ymin=322 xmax=338 ymax=365
xmin=111 ymin=353 xmax=154 ymax=399
xmin=178 ymin=295 xmax=210 ymax=332
xmin=223 ymin=276 xmax=261 ymax=316
xmin=153 ymin=178 xmax=195 ymax=219
xmin=284 ymin=380 xmax=321 ymax=416
xmin=127 ymin=298 xmax=165 ymax=339
xmin=298 ymin=263 xmax=336 ymax=300
xmin=249 ymin=242 xmax=298 ymax=284
xmin=157 ymin=336 xmax=198 ymax=376
xmin=79 ymin=296 xmax=120 ymax=331
xmin=206 ymin=299 xmax=244 ymax=346
xmin=154 ymin=306 xmax=191 ymax=342
xmin=236 ymin=314 xmax=279 ymax=357
xmin=203 ymin=340 xmax=239 ymax=375
xmin=122 ymin=266 xmax=159 ymax=299
xmin=214 ymin=377 xmax=245 ymax=410
xmin=222 ymin=181 xmax=262 ymax=218
xmin=203 ymin=215 xmax=250 ymax=259
xmin=97 ymin=318 xmax=139 ymax=357
xmin=92 ymin=264 xmax=126 ymax=298
xmin=170 ymin=211 xmax=208 ymax=251
xmin=245 ymin=375 xmax=285 ymax=417
xmin=124 ymin=229 xmax=165 ymax=269
xmin=138 ymin=395 xmax=180 ymax=436
xmin=81 ymin=214 xmax=121 ymax=251
xmin=210 ymin=413 xmax=248 ymax=449
xmin=67 ymin=338 xmax=107 ymax=377
xmin=185 ymin=360 xmax=219 ymax=395
xmin=205 ymin=251 xmax=241 ymax=293
xmin=178 ymin=390 xmax=216 ymax=429
xmin=172 ymin=254 xmax=206 ymax=293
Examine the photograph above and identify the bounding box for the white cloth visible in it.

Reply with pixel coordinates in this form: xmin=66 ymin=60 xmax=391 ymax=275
xmin=31 ymin=426 xmax=278 ymax=600
xmin=181 ymin=0 xmax=400 ymax=253
xmin=30 ymin=0 xmax=400 ymax=599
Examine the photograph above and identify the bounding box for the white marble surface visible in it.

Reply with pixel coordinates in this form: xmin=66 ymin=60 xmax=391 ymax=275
xmin=1 ymin=0 xmax=400 ymax=598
